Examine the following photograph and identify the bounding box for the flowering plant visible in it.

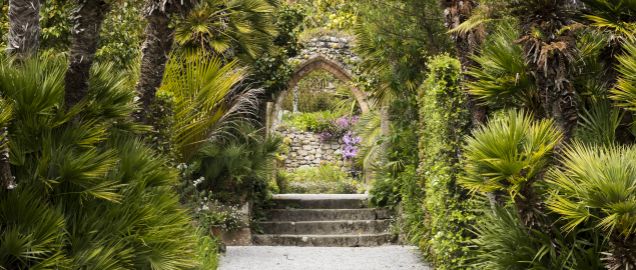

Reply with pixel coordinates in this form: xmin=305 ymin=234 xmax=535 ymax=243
xmin=342 ymin=131 xmax=361 ymax=159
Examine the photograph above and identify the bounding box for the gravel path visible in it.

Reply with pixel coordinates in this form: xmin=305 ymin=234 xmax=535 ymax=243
xmin=218 ymin=246 xmax=431 ymax=270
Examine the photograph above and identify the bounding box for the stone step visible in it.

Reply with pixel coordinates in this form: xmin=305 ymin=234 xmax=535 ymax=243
xmin=258 ymin=220 xmax=391 ymax=235
xmin=252 ymin=233 xmax=395 ymax=247
xmin=271 ymin=194 xmax=368 ymax=209
xmin=265 ymin=208 xmax=391 ymax=222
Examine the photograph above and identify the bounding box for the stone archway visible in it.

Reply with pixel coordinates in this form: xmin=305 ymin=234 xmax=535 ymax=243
xmin=267 ymin=35 xmax=371 ymax=130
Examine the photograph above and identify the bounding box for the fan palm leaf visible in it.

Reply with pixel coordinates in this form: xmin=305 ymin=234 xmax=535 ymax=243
xmin=547 ymin=143 xmax=636 ymax=269
xmin=159 ymin=51 xmax=262 ymax=162
xmin=461 ymin=110 xmax=563 ymax=195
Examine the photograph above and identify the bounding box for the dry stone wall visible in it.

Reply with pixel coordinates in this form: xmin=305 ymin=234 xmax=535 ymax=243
xmin=278 ymin=127 xmax=346 ymax=170
xmin=291 ymin=35 xmax=360 ymax=73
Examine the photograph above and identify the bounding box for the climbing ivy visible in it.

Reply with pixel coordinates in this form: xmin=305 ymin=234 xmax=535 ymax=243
xmin=417 ymin=55 xmax=478 ymax=269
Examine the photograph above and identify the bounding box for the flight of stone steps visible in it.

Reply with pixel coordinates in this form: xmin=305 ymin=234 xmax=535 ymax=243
xmin=253 ymin=194 xmax=395 ymax=247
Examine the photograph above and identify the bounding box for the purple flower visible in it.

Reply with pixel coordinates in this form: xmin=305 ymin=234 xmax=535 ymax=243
xmin=343 ymin=145 xmax=358 ymax=159
xmin=335 ymin=117 xmax=350 ymax=129
xmin=342 ymin=131 xmax=361 ymax=159
xmin=342 ymin=131 xmax=361 ymax=145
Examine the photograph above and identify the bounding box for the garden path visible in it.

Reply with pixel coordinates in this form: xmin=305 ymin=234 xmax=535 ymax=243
xmin=218 ymin=245 xmax=431 ymax=270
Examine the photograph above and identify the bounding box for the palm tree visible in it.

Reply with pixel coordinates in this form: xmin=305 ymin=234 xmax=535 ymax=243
xmin=4 ymin=0 xmax=40 ymax=190
xmin=547 ymin=143 xmax=636 ymax=270
xmin=135 ymin=0 xmax=195 ymax=123
xmin=173 ymin=0 xmax=278 ymax=62
xmin=158 ymin=51 xmax=262 ymax=162
xmin=0 ymin=99 xmax=12 ymax=190
xmin=6 ymin=0 xmax=40 ymax=58
xmin=461 ymin=110 xmax=563 ymax=226
xmin=508 ymin=0 xmax=579 ymax=140
xmin=0 ymin=55 xmax=200 ymax=269
xmin=64 ymin=0 xmax=111 ymax=108
xmin=442 ymin=0 xmax=487 ymax=125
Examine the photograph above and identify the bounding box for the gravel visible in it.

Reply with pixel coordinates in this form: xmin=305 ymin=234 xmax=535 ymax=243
xmin=218 ymin=246 xmax=432 ymax=270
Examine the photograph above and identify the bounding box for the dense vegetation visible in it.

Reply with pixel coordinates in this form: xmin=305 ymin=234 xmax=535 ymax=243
xmin=1 ymin=0 xmax=636 ymax=269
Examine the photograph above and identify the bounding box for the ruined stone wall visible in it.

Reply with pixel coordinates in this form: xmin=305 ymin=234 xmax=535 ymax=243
xmin=278 ymin=127 xmax=346 ymax=170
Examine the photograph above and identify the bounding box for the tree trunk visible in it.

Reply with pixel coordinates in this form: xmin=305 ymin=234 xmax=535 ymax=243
xmin=7 ymin=0 xmax=40 ymax=58
xmin=442 ymin=0 xmax=487 ymax=126
xmin=0 ymin=126 xmax=14 ymax=190
xmin=135 ymin=2 xmax=175 ymax=123
xmin=4 ymin=0 xmax=41 ymax=189
xmin=64 ymin=0 xmax=110 ymax=108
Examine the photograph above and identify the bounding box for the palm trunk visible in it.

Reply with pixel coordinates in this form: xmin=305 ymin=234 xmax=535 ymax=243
xmin=4 ymin=0 xmax=41 ymax=189
xmin=64 ymin=0 xmax=110 ymax=108
xmin=0 ymin=126 xmax=14 ymax=189
xmin=607 ymin=235 xmax=636 ymax=270
xmin=512 ymin=0 xmax=578 ymax=228
xmin=135 ymin=2 xmax=176 ymax=123
xmin=442 ymin=0 xmax=487 ymax=126
xmin=7 ymin=0 xmax=40 ymax=58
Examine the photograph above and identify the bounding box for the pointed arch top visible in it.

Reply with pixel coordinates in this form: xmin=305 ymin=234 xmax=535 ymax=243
xmin=285 ymin=55 xmax=369 ymax=113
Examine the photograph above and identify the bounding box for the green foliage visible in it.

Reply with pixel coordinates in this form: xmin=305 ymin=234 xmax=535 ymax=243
xmin=179 ymin=123 xmax=280 ymax=205
xmin=194 ymin=234 xmax=220 ymax=270
xmin=461 ymin=110 xmax=563 ymax=194
xmin=354 ymin=0 xmax=449 ymax=101
xmin=159 ymin=51 xmax=258 ymax=162
xmin=612 ymin=41 xmax=636 ymax=112
xmin=280 ymin=164 xmax=362 ymax=194
xmin=282 ymin=111 xmax=339 ymax=132
xmin=252 ymin=3 xmax=304 ymax=95
xmin=576 ymin=101 xmax=623 ymax=146
xmin=547 ymin=143 xmax=636 ymax=269
xmin=95 ymin=0 xmax=144 ymax=68
xmin=174 ymin=0 xmax=278 ymax=62
xmin=195 ymin=201 xmax=248 ymax=231
xmin=417 ymin=55 xmax=476 ymax=269
xmin=467 ymin=22 xmax=538 ymax=108
xmin=294 ymin=0 xmax=358 ymax=31
xmin=473 ymin=206 xmax=604 ymax=269
xmin=547 ymin=143 xmax=636 ymax=236
xmin=0 ymin=56 xmax=198 ymax=269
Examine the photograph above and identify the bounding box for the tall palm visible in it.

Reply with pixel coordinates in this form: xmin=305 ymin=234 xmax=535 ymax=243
xmin=64 ymin=0 xmax=111 ymax=108
xmin=6 ymin=0 xmax=40 ymax=58
xmin=4 ymin=0 xmax=40 ymax=190
xmin=135 ymin=0 xmax=195 ymax=123
xmin=508 ymin=0 xmax=579 ymax=140
xmin=174 ymin=0 xmax=278 ymax=62
xmin=547 ymin=143 xmax=636 ymax=270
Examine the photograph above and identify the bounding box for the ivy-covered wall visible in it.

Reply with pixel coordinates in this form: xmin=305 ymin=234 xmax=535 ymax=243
xmin=416 ymin=55 xmax=477 ymax=269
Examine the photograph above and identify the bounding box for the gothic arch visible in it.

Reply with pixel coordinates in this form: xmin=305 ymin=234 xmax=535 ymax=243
xmin=268 ymin=55 xmax=370 ymax=129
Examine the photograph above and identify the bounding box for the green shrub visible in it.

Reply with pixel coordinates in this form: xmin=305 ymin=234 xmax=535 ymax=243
xmin=0 ymin=56 xmax=198 ymax=269
xmin=416 ymin=54 xmax=476 ymax=269
xmin=280 ymin=164 xmax=363 ymax=194
xmin=194 ymin=234 xmax=220 ymax=270
xmin=282 ymin=111 xmax=340 ymax=132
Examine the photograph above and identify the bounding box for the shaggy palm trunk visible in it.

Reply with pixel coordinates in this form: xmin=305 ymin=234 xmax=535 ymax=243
xmin=0 ymin=126 xmax=13 ymax=190
xmin=442 ymin=0 xmax=487 ymax=126
xmin=135 ymin=2 xmax=176 ymax=123
xmin=4 ymin=0 xmax=41 ymax=189
xmin=64 ymin=0 xmax=111 ymax=108
xmin=7 ymin=0 xmax=40 ymax=58
xmin=607 ymin=235 xmax=636 ymax=270
xmin=512 ymin=0 xmax=578 ymax=229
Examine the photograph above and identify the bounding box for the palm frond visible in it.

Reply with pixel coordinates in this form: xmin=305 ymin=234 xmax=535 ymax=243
xmin=461 ymin=110 xmax=563 ymax=194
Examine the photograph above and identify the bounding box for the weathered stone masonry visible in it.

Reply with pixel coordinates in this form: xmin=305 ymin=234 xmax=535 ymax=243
xmin=278 ymin=127 xmax=346 ymax=170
